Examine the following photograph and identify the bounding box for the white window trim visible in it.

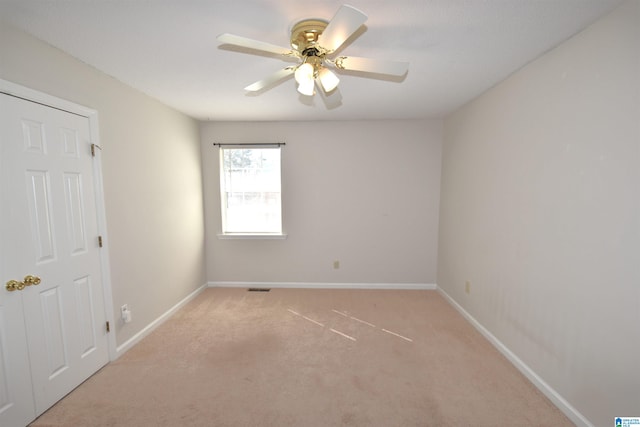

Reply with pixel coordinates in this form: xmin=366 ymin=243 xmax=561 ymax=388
xmin=218 ymin=144 xmax=284 ymax=236
xmin=216 ymin=232 xmax=287 ymax=240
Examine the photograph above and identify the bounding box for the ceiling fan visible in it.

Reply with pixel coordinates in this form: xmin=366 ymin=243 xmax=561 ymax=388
xmin=217 ymin=4 xmax=409 ymax=97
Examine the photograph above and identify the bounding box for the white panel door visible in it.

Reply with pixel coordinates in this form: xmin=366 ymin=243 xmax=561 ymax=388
xmin=0 ymin=276 xmax=33 ymax=427
xmin=0 ymin=93 xmax=110 ymax=426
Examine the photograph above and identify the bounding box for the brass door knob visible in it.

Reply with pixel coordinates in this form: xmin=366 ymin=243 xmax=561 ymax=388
xmin=6 ymin=280 xmax=25 ymax=292
xmin=24 ymin=275 xmax=41 ymax=286
xmin=5 ymin=275 xmax=41 ymax=292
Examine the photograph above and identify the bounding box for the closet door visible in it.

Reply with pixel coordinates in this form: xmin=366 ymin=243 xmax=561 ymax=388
xmin=1 ymin=92 xmax=109 ymax=426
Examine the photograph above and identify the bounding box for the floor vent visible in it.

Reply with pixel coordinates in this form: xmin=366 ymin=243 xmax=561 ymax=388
xmin=248 ymin=288 xmax=271 ymax=292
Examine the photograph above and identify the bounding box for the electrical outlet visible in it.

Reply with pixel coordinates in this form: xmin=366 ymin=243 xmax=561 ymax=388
xmin=465 ymin=281 xmax=471 ymax=294
xmin=120 ymin=304 xmax=132 ymax=323
xmin=333 ymin=260 xmax=340 ymax=269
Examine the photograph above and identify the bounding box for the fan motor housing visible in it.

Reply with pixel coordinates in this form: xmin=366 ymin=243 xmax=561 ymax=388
xmin=290 ymin=19 xmax=328 ymax=54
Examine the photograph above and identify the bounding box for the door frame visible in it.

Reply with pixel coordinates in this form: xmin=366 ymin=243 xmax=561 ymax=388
xmin=1 ymin=78 xmax=117 ymax=361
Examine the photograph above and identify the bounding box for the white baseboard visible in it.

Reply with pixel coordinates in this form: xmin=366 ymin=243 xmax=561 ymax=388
xmin=208 ymin=281 xmax=437 ymax=290
xmin=436 ymin=286 xmax=593 ymax=427
xmin=114 ymin=283 xmax=207 ymax=358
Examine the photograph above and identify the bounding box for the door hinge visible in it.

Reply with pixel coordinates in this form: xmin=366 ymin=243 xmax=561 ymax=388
xmin=98 ymin=235 xmax=103 ymax=247
xmin=106 ymin=321 xmax=110 ymax=333
xmin=91 ymin=143 xmax=102 ymax=157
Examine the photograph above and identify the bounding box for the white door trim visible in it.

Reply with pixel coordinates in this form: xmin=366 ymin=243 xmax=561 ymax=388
xmin=0 ymin=78 xmax=117 ymax=361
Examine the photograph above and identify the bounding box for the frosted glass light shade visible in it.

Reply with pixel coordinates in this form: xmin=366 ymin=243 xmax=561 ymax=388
xmin=294 ymin=63 xmax=314 ymax=85
xmin=318 ymin=68 xmax=340 ymax=92
xmin=297 ymin=79 xmax=315 ymax=96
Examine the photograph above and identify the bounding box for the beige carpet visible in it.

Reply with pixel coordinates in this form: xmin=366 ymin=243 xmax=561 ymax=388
xmin=30 ymin=288 xmax=573 ymax=426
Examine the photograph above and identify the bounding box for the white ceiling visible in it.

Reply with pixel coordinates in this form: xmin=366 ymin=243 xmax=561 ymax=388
xmin=0 ymin=0 xmax=622 ymax=121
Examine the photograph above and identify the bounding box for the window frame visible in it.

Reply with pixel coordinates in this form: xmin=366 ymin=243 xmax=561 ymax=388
xmin=216 ymin=144 xmax=286 ymax=240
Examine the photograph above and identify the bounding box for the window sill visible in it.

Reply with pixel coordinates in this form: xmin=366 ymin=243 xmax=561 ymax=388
xmin=217 ymin=232 xmax=288 ymax=240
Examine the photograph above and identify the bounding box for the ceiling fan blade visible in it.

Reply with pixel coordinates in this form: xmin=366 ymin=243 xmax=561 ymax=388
xmin=321 ymin=5 xmax=367 ymax=53
xmin=218 ymin=33 xmax=294 ymax=56
xmin=335 ymin=56 xmax=409 ymax=76
xmin=244 ymin=67 xmax=295 ymax=92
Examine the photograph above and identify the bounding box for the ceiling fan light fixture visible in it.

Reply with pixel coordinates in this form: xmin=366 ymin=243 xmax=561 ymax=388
xmin=220 ymin=5 xmax=409 ymax=101
xmin=294 ymin=63 xmax=315 ymax=85
xmin=318 ymin=67 xmax=340 ymax=92
xmin=297 ymin=78 xmax=315 ymax=96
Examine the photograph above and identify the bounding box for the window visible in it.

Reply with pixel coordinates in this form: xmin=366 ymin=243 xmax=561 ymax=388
xmin=219 ymin=145 xmax=283 ymax=237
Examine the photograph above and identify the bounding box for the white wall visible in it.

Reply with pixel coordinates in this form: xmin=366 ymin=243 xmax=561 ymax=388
xmin=201 ymin=119 xmax=442 ymax=285
xmin=0 ymin=23 xmax=206 ymax=347
xmin=438 ymin=1 xmax=640 ymax=426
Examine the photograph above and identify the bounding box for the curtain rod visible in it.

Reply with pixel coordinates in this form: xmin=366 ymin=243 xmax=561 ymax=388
xmin=213 ymin=142 xmax=285 ymax=147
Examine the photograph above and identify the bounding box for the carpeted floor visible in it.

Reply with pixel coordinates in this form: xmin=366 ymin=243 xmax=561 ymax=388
xmin=29 ymin=288 xmax=574 ymax=426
